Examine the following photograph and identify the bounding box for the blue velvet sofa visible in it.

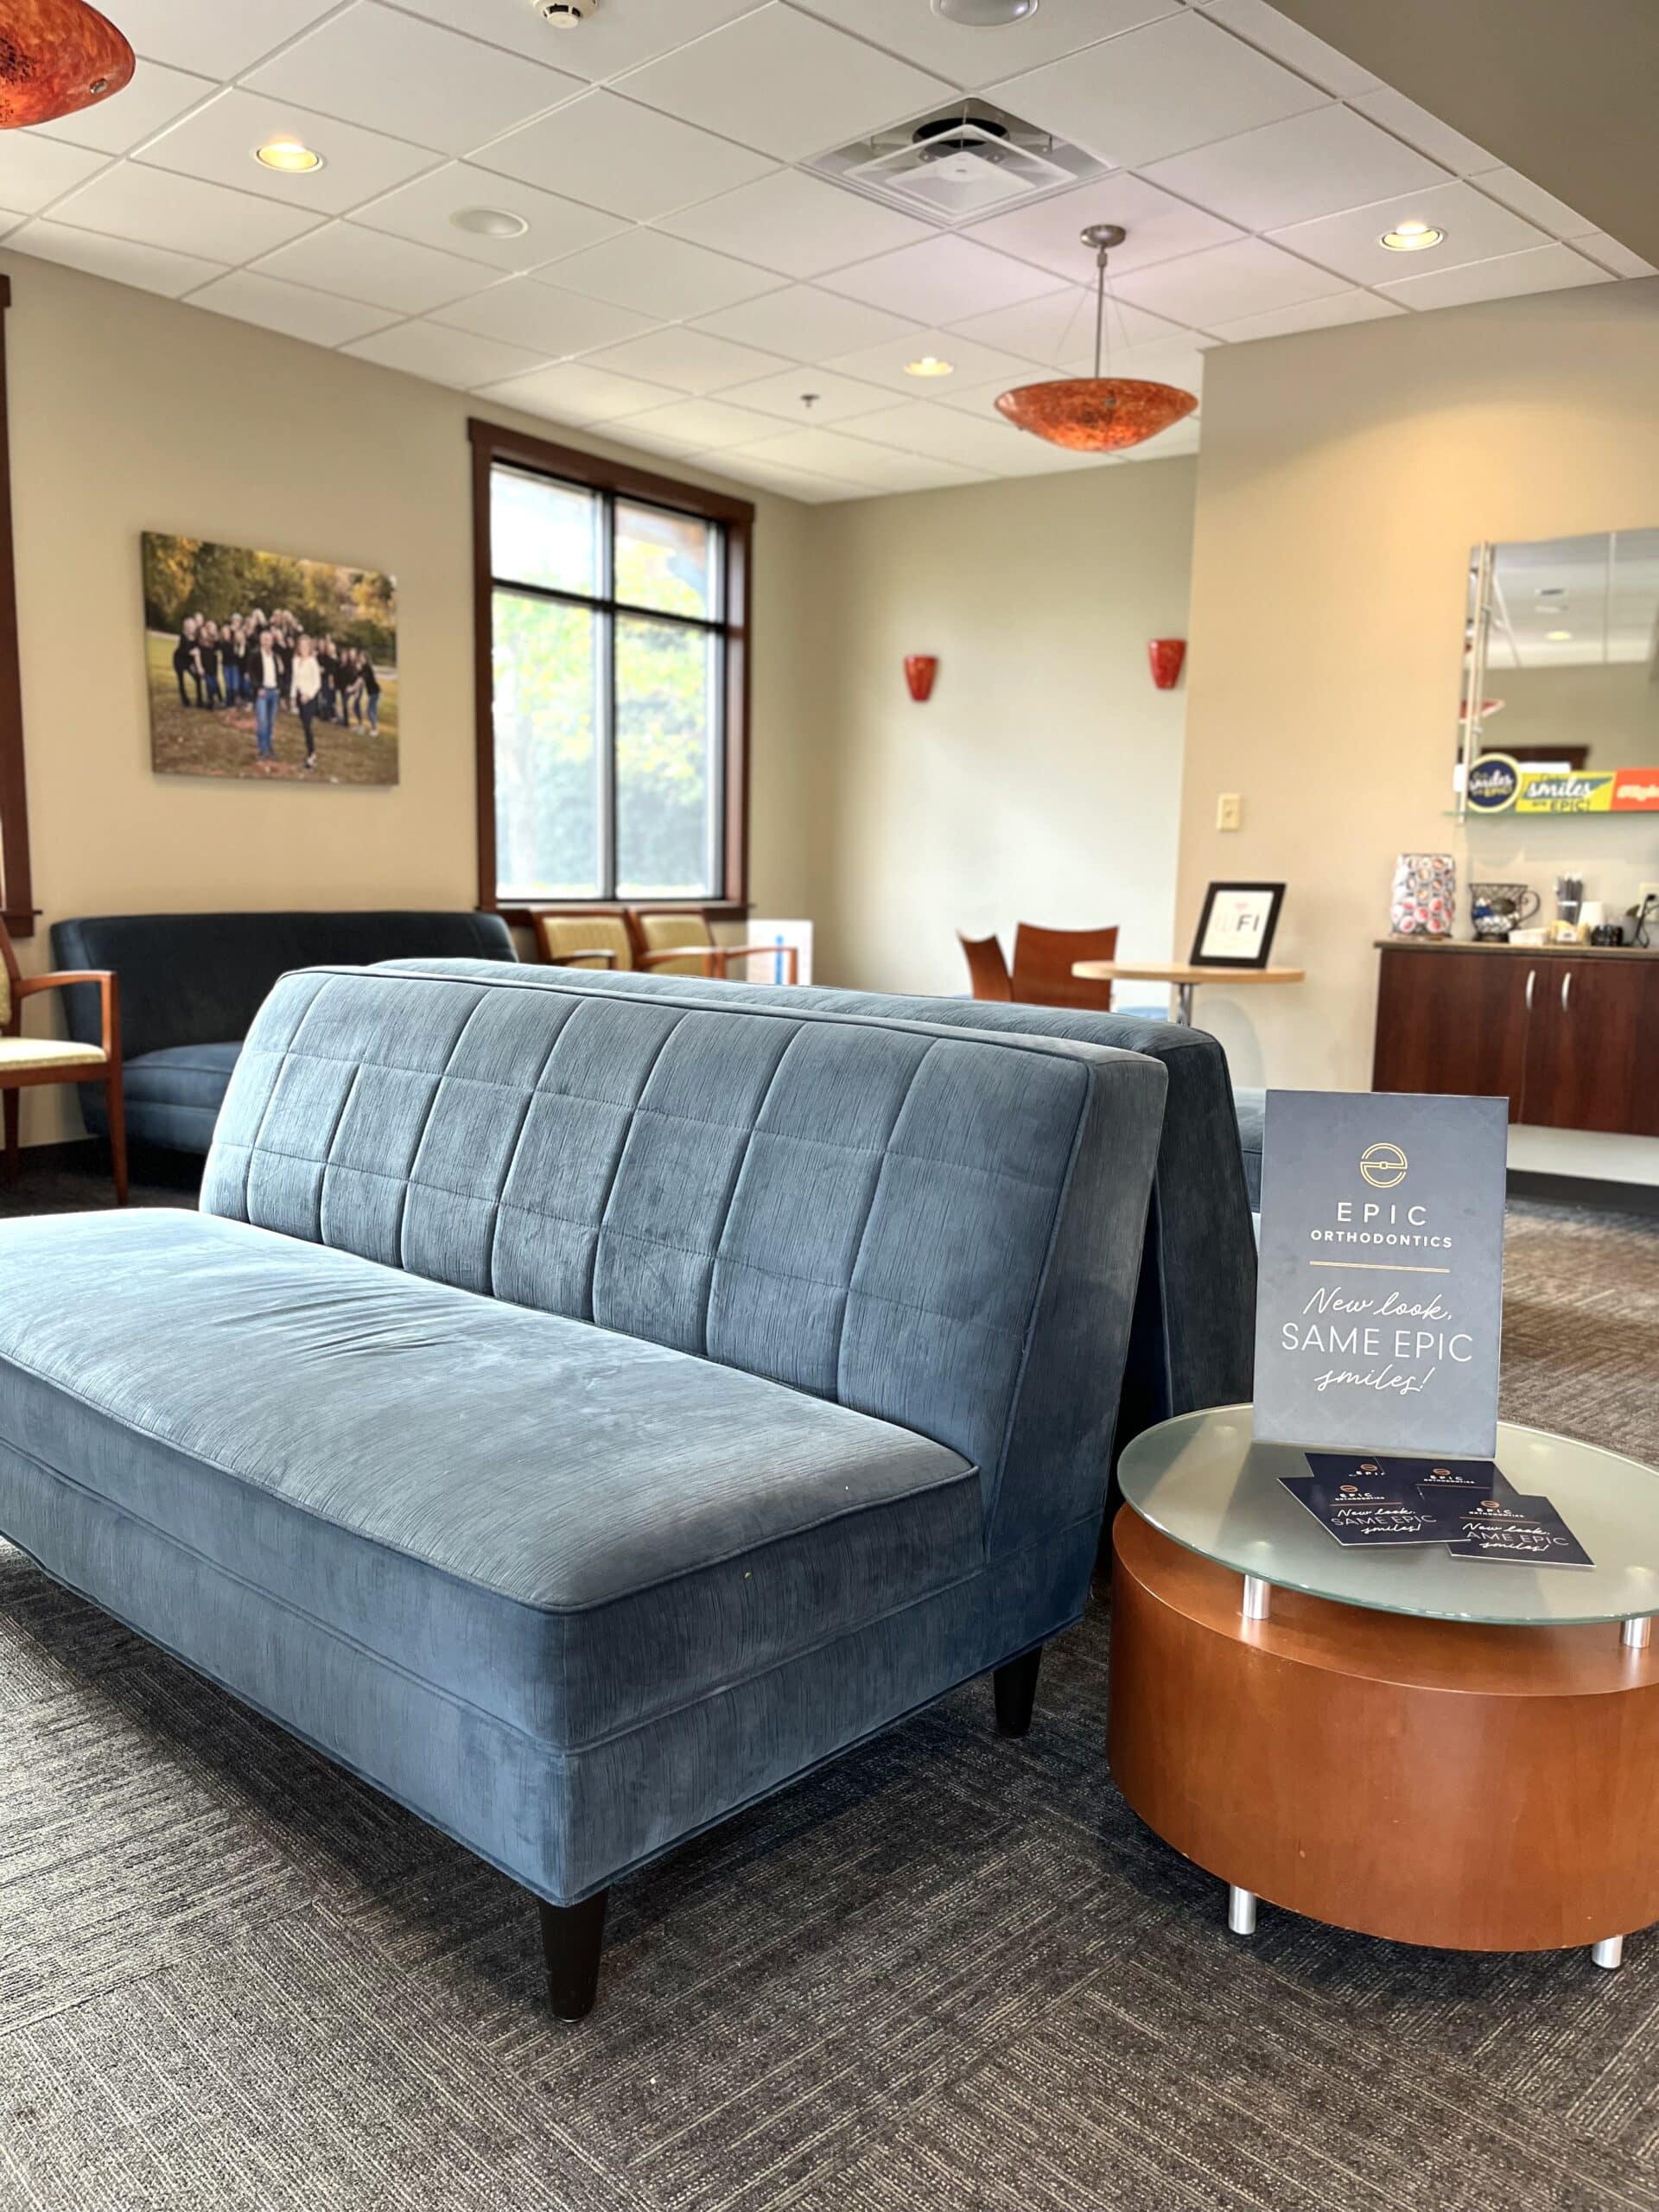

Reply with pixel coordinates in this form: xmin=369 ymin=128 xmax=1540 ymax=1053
xmin=49 ymin=911 xmax=515 ymax=1154
xmin=0 ymin=960 xmax=1167 ymax=2016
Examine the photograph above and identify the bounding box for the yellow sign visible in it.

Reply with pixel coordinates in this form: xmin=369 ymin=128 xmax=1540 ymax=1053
xmin=1514 ymin=769 xmax=1615 ymax=814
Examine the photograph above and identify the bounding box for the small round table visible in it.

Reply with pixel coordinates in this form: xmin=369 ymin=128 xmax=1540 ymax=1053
xmin=1071 ymin=961 xmax=1305 ymax=1026
xmin=1108 ymin=1406 xmax=1659 ymax=1967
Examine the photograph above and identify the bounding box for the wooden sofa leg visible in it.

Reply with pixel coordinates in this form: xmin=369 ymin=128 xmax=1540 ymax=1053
xmin=539 ymin=1890 xmax=608 ymax=2020
xmin=994 ymin=1647 xmax=1043 ymax=1738
xmin=105 ymin=1072 xmax=129 ymax=1207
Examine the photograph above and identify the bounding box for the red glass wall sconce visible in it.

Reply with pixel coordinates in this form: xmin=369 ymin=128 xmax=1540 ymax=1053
xmin=905 ymin=655 xmax=939 ymax=702
xmin=1148 ymin=639 xmax=1186 ymax=690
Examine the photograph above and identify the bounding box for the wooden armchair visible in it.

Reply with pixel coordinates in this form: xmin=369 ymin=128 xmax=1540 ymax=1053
xmin=631 ymin=911 xmax=800 ymax=985
xmin=534 ymin=913 xmax=638 ymax=972
xmin=1 ymin=916 xmax=127 ymax=1202
xmin=957 ymin=931 xmax=1012 ymax=1001
xmin=1011 ymin=923 xmax=1119 ymax=1011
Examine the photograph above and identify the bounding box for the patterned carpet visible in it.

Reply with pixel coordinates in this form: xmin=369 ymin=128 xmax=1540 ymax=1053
xmin=2 ymin=1157 xmax=1656 ymax=2212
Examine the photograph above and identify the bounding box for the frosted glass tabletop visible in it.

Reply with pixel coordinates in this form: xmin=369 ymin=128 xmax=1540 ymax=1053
xmin=1117 ymin=1406 xmax=1659 ymax=1628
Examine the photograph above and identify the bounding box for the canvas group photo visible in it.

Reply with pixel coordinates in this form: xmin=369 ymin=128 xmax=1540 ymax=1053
xmin=143 ymin=531 xmax=398 ymax=785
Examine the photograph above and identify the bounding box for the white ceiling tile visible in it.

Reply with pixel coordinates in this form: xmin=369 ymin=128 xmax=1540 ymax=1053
xmin=658 ymin=168 xmax=933 ymax=279
xmin=1376 ymin=242 xmax=1611 ymax=313
xmin=474 ymin=91 xmax=774 ymax=222
xmin=1143 ymin=105 xmax=1447 ymax=233
xmin=839 ymin=401 xmax=1037 ymax=472
xmin=608 ymin=397 xmax=781 ymax=451
xmin=432 ymin=280 xmax=655 ymax=356
xmin=966 ymin=175 xmax=1243 ymax=283
xmin=49 ymin=166 xmax=321 ymax=263
xmin=394 ymin=0 xmax=767 ymax=79
xmin=0 ymin=212 xmax=22 ymax=241
xmin=1110 ymin=236 xmax=1349 ymax=326
xmin=724 ymin=425 xmax=899 ymax=486
xmin=1473 ymin=168 xmax=1598 ymax=241
xmin=823 ymin=326 xmax=1040 ymax=394
xmin=1199 ymin=0 xmax=1381 ymax=96
xmin=820 ymin=236 xmax=1061 ymax=323
xmin=253 ymin=222 xmax=500 ymax=314
xmin=1269 ymin=180 xmax=1548 ymax=284
xmin=789 ymin=0 xmax=1184 ymax=92
xmin=246 ymin=4 xmax=582 ymax=161
xmin=136 ymin=90 xmax=439 ymax=217
xmin=353 ymin=162 xmax=621 ymax=271
xmin=183 ymin=268 xmax=397 ymax=345
xmin=32 ymin=61 xmax=217 ymax=154
xmin=475 ymin=359 xmax=684 ymax=425
xmin=547 ymin=230 xmax=779 ymax=319
xmin=691 ymin=283 xmax=923 ymax=360
xmin=1208 ymin=289 xmax=1405 ymax=341
xmin=989 ymin=430 xmax=1124 ymax=475
xmin=579 ymin=327 xmax=793 ymax=394
xmin=714 ymin=454 xmax=852 ymax=502
xmin=1348 ymin=88 xmax=1498 ymax=175
xmin=0 ymin=135 xmax=107 ymax=214
xmin=1574 ymin=232 xmax=1656 ymax=280
xmin=988 ymin=10 xmax=1325 ymax=168
xmin=342 ymin=319 xmax=551 ymax=388
xmin=7 ymin=219 xmax=226 ymax=298
xmin=616 ymin=6 xmax=952 ymax=163
xmin=109 ymin=0 xmax=342 ymax=79
xmin=948 ymin=286 xmax=1189 ymax=365
xmin=715 ymin=365 xmax=893 ymax=423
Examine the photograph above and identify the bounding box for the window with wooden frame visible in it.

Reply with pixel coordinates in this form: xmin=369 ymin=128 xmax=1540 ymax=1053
xmin=470 ymin=420 xmax=753 ymax=920
xmin=0 ymin=276 xmax=35 ymax=939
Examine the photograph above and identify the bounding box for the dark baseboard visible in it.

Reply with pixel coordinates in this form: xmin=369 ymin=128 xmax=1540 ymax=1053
xmin=11 ymin=1135 xmax=203 ymax=1192
xmin=1508 ymin=1169 xmax=1659 ymax=1219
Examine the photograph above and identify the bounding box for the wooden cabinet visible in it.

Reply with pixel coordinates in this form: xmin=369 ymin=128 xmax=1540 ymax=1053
xmin=1372 ymin=944 xmax=1658 ymax=1136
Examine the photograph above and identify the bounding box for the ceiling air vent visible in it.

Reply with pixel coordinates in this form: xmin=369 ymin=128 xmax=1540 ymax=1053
xmin=810 ymin=101 xmax=1108 ymax=225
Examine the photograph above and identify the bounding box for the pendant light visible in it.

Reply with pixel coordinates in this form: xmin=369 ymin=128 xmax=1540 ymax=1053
xmin=995 ymin=224 xmax=1198 ymax=453
xmin=0 ymin=0 xmax=134 ymax=130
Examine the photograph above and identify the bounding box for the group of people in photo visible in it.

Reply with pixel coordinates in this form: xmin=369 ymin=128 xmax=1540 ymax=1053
xmin=171 ymin=607 xmax=382 ymax=772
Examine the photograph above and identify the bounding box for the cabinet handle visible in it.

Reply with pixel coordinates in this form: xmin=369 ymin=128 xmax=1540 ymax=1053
xmin=1561 ymin=969 xmax=1573 ymax=1013
xmin=1525 ymin=968 xmax=1536 ymax=1011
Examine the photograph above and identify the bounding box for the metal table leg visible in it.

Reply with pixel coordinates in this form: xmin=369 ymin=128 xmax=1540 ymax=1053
xmin=1592 ymin=1936 xmax=1624 ymax=1970
xmin=1228 ymin=1887 xmax=1258 ymax=1936
xmin=1622 ymin=1616 xmax=1652 ymax=1649
xmin=1242 ymin=1574 xmax=1272 ymax=1622
xmin=1173 ymin=982 xmax=1195 ymax=1025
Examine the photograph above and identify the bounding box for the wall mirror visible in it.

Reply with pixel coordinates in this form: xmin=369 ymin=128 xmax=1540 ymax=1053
xmin=1457 ymin=528 xmax=1659 ymax=811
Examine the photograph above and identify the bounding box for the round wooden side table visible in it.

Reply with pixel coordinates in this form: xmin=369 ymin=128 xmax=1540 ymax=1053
xmin=1108 ymin=1408 xmax=1659 ymax=1966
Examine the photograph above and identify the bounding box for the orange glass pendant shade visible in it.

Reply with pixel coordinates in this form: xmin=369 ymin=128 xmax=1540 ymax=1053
xmin=996 ymin=378 xmax=1197 ymax=452
xmin=0 ymin=0 xmax=135 ymax=130
xmin=996 ymin=223 xmax=1198 ymax=455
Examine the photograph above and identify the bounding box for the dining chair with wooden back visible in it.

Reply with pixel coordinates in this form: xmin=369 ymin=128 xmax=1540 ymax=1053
xmin=957 ymin=931 xmax=1012 ymax=1001
xmin=1011 ymin=923 xmax=1120 ymax=1010
xmin=1 ymin=916 xmax=127 ymax=1202
xmin=631 ymin=910 xmax=800 ymax=985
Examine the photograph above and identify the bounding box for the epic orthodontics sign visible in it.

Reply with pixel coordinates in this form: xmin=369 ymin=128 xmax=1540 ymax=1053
xmin=1252 ymin=1090 xmax=1509 ymax=1456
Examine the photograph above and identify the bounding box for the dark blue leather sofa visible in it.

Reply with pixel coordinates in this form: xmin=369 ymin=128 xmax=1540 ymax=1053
xmin=0 ymin=959 xmax=1170 ymax=2017
xmin=48 ymin=911 xmax=516 ymax=1153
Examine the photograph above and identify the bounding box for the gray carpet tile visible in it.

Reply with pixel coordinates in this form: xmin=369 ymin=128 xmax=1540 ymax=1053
xmin=1 ymin=1154 xmax=1657 ymax=2211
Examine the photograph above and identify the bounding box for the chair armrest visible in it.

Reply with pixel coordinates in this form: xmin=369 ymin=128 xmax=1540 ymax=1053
xmin=636 ymin=947 xmax=718 ymax=973
xmin=16 ymin=969 xmax=121 ymax=1059
xmin=709 ymin=943 xmax=801 ymax=985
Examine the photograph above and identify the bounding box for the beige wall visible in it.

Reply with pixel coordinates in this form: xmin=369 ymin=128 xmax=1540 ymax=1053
xmin=1177 ymin=275 xmax=1659 ymax=1178
xmin=806 ymin=455 xmax=1197 ymax=995
xmin=0 ymin=249 xmax=821 ymax=1142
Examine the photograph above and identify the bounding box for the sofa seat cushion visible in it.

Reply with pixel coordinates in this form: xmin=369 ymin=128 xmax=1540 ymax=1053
xmin=0 ymin=1210 xmax=981 ymax=1756
xmin=125 ymin=1040 xmax=244 ymax=1109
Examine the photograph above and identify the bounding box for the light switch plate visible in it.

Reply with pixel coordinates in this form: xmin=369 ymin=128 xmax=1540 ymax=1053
xmin=1217 ymin=792 xmax=1243 ymax=831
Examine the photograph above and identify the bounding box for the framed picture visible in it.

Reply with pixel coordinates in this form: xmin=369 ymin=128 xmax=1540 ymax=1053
xmin=143 ymin=531 xmax=397 ymax=785
xmin=1190 ymin=880 xmax=1286 ymax=969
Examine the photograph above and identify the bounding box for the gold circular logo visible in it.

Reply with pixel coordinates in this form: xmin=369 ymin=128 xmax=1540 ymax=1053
xmin=1359 ymin=1141 xmax=1408 ymax=1189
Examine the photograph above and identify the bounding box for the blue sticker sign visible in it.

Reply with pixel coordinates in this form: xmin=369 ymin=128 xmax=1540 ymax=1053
xmin=1252 ymin=1090 xmax=1508 ymax=1456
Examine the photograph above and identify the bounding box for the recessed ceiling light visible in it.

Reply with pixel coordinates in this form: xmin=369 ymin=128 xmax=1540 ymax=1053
xmin=1545 ymin=629 xmax=1573 ymax=641
xmin=452 ymin=207 xmax=531 ymax=239
xmin=255 ymin=137 xmax=323 ymax=175
xmin=932 ymin=0 xmax=1040 ymax=22
xmin=906 ymin=355 xmax=955 ymax=378
xmin=1380 ymin=220 xmax=1444 ymax=251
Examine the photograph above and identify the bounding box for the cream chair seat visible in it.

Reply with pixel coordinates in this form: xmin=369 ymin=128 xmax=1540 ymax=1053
xmin=0 ymin=1037 xmax=107 ymax=1072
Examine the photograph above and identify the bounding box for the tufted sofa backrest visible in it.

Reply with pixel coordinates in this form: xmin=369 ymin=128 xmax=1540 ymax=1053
xmin=202 ymin=965 xmax=1166 ymax=1547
